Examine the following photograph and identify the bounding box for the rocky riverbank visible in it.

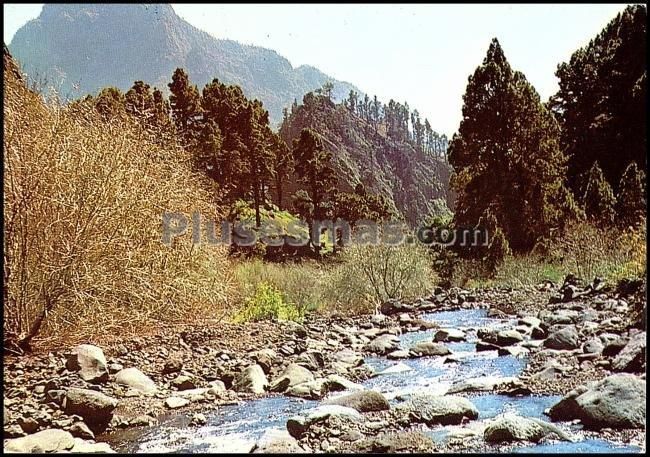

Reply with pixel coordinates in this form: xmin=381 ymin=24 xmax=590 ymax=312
xmin=3 ymin=276 xmax=646 ymax=453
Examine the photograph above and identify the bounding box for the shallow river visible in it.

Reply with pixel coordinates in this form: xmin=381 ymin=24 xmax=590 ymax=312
xmin=112 ymin=309 xmax=641 ymax=453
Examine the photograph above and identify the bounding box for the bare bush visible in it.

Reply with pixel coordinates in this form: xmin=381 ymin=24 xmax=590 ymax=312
xmin=3 ymin=66 xmax=236 ymax=352
xmin=327 ymin=243 xmax=436 ymax=312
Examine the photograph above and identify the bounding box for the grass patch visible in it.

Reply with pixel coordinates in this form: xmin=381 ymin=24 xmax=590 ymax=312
xmin=451 ymin=222 xmax=646 ymax=289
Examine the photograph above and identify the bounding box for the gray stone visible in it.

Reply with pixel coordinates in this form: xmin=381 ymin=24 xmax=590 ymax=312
xmin=544 ymin=326 xmax=579 ymax=350
xmin=252 ymin=428 xmax=303 ymax=453
xmin=583 ymin=338 xmax=604 ymax=355
xmin=397 ymin=394 xmax=478 ymax=425
xmin=251 ymin=349 xmax=277 ymax=374
xmin=409 ymin=341 xmax=451 ymax=357
xmin=448 ymin=376 xmax=524 ymax=394
xmin=69 ymin=421 xmax=95 ymax=440
xmin=190 ymin=413 xmax=207 ymax=426
xmin=355 ymin=431 xmax=435 ymax=453
xmin=496 ymin=330 xmax=524 ymax=346
xmin=548 ymin=374 xmax=645 ymax=429
xmin=323 ymin=390 xmax=390 ymax=412
xmin=66 ymin=344 xmax=109 ymax=383
xmin=64 ymin=388 xmax=118 ymax=433
xmin=434 ymin=328 xmax=466 ymax=342
xmin=114 ymin=368 xmax=157 ymax=394
xmin=611 ymin=332 xmax=645 ymax=372
xmin=233 ymin=364 xmax=268 ymax=394
xmin=484 ymin=414 xmax=573 ymax=443
xmin=4 ymin=429 xmax=75 ymax=453
xmin=519 ymin=316 xmax=542 ymax=328
xmin=164 ymin=396 xmax=190 ymax=409
xmin=476 ymin=341 xmax=500 ymax=351
xmin=70 ymin=438 xmax=115 ymax=453
xmin=365 ymin=334 xmax=400 ymax=355
xmin=270 ymin=363 xmax=314 ymax=392
xmin=287 ymin=405 xmax=362 ymax=439
xmin=171 ymin=375 xmax=196 ymax=391
xmin=387 ymin=349 xmax=410 ymax=359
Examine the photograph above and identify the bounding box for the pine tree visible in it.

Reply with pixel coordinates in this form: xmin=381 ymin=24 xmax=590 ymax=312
xmin=93 ymin=87 xmax=125 ymax=119
xmin=551 ymin=5 xmax=646 ymax=194
xmin=292 ymin=128 xmax=336 ymax=253
xmin=125 ymin=81 xmax=155 ymax=119
xmin=448 ymin=38 xmax=578 ymax=252
xmin=194 ymin=119 xmax=223 ymax=179
xmin=581 ymin=161 xmax=616 ymax=226
xmin=271 ymin=136 xmax=293 ymax=211
xmin=616 ymin=162 xmax=646 ymax=228
xmin=168 ymin=68 xmax=202 ymax=143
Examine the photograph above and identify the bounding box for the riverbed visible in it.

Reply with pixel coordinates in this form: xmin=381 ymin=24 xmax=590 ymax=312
xmin=107 ymin=308 xmax=641 ymax=453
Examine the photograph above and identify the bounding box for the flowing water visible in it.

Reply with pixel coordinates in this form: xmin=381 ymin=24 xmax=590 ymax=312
xmin=111 ymin=309 xmax=641 ymax=453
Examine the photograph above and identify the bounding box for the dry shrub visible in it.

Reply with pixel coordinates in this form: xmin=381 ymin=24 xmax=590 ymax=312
xmin=3 ymin=62 xmax=236 ymax=352
xmin=324 ymin=243 xmax=436 ymax=314
xmin=551 ymin=220 xmax=646 ymax=284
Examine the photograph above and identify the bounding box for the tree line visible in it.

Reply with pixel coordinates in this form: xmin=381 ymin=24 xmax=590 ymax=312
xmin=86 ymin=70 xmax=393 ymax=255
xmin=341 ymin=91 xmax=448 ymax=158
xmin=447 ymin=5 xmax=646 ymax=268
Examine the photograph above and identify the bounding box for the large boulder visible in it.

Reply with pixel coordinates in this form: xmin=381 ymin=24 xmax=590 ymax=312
xmin=477 ymin=328 xmax=499 ymax=345
xmin=66 ymin=344 xmax=109 ymax=383
xmin=396 ymin=394 xmax=478 ymax=425
xmin=409 ymin=341 xmax=451 ymax=357
xmin=434 ymin=328 xmax=466 ymax=342
xmin=355 ymin=431 xmax=435 ymax=453
xmin=252 ymin=428 xmax=303 ymax=453
xmin=496 ymin=330 xmax=524 ymax=347
xmin=233 ymin=364 xmax=268 ymax=394
xmin=323 ymin=390 xmax=390 ymax=412
xmin=582 ymin=338 xmax=604 ymax=355
xmin=365 ymin=334 xmax=400 ymax=355
xmin=447 ymin=376 xmax=523 ymax=394
xmin=544 ymin=326 xmax=579 ymax=350
xmin=548 ymin=374 xmax=645 ymax=429
xmin=287 ymin=405 xmax=362 ymax=439
xmin=251 ymin=349 xmax=278 ymax=374
xmin=380 ymin=299 xmax=413 ymax=315
xmin=270 ymin=363 xmax=314 ymax=392
xmin=63 ymin=388 xmax=118 ymax=433
xmin=114 ymin=367 xmax=157 ymax=394
xmin=611 ymin=332 xmax=645 ymax=372
xmin=4 ymin=429 xmax=75 ymax=453
xmin=484 ymin=414 xmax=573 ymax=443
xmin=70 ymin=438 xmax=115 ymax=453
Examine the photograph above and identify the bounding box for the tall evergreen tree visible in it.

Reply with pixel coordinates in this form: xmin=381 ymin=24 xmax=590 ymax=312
xmin=616 ymin=162 xmax=646 ymax=228
xmin=551 ymin=5 xmax=647 ymax=194
xmin=292 ymin=128 xmax=337 ymax=253
xmin=581 ymin=161 xmax=616 ymax=226
xmin=271 ymin=136 xmax=293 ymax=211
xmin=168 ymin=68 xmax=202 ymax=143
xmin=448 ymin=38 xmax=578 ymax=252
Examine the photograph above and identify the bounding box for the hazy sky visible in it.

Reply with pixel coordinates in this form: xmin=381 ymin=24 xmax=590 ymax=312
xmin=3 ymin=3 xmax=631 ymax=134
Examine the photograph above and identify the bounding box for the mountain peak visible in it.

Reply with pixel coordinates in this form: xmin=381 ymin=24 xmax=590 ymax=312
xmin=40 ymin=3 xmax=177 ymax=21
xmin=9 ymin=3 xmax=359 ymax=125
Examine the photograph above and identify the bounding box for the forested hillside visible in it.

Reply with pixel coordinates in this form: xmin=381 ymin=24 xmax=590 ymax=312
xmin=280 ymin=90 xmax=453 ymax=226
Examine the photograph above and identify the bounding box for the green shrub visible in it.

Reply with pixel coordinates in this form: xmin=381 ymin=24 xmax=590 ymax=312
xmin=233 ymin=282 xmax=303 ymax=323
